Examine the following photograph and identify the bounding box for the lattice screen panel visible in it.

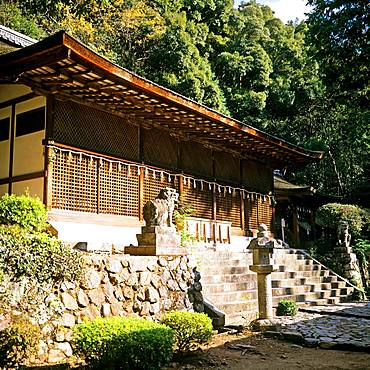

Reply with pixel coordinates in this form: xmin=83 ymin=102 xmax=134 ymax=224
xmin=215 ymin=152 xmax=240 ymax=183
xmin=143 ymin=172 xmax=178 ymax=206
xmin=99 ymin=162 xmax=139 ymax=217
xmin=242 ymin=160 xmax=272 ymax=193
xmin=246 ymin=198 xmax=259 ymax=230
xmin=216 ymin=192 xmax=241 ymax=226
xmin=182 ymin=185 xmax=213 ymax=219
xmin=245 ymin=197 xmax=272 ymax=231
xmin=52 ymin=151 xmax=97 ymax=212
xmin=181 ymin=141 xmax=212 ymax=177
xmin=143 ymin=128 xmax=178 ymax=169
xmin=53 ymin=100 xmax=139 ymax=161
xmin=258 ymin=198 xmax=273 ymax=230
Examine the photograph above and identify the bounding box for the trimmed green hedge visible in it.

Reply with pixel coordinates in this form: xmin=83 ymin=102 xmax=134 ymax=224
xmin=160 ymin=311 xmax=213 ymax=352
xmin=73 ymin=317 xmax=174 ymax=369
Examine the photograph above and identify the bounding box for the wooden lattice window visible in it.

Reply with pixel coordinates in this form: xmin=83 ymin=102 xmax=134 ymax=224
xmin=143 ymin=171 xmax=178 ymax=206
xmin=182 ymin=184 xmax=213 ymax=219
xmin=99 ymin=161 xmax=139 ymax=217
xmin=53 ymin=100 xmax=139 ymax=161
xmin=246 ymin=197 xmax=258 ymax=231
xmin=143 ymin=128 xmax=178 ymax=169
xmin=52 ymin=150 xmax=139 ymax=217
xmin=52 ymin=151 xmax=97 ymax=212
xmin=258 ymin=197 xmax=273 ymax=230
xmin=216 ymin=191 xmax=241 ymax=227
xmin=246 ymin=196 xmax=272 ymax=231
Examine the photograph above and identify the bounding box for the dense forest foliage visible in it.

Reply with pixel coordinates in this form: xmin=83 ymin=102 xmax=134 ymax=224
xmin=1 ymin=0 xmax=368 ymax=202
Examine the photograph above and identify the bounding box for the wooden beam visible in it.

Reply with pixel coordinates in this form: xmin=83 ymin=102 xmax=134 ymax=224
xmin=8 ymin=104 xmax=15 ymax=193
xmin=0 ymin=171 xmax=45 ymax=186
xmin=0 ymin=92 xmax=36 ymax=109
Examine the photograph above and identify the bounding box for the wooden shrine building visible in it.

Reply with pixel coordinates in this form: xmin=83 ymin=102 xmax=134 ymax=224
xmin=0 ymin=32 xmax=322 ymax=247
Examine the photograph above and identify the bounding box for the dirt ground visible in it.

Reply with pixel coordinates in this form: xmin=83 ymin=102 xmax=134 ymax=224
xmin=26 ymin=330 xmax=370 ymax=370
xmin=164 ymin=330 xmax=370 ymax=370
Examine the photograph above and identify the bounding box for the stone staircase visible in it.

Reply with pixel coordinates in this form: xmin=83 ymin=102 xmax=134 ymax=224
xmin=192 ymin=248 xmax=356 ymax=326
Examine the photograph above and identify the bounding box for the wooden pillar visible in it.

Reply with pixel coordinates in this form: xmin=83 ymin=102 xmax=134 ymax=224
xmin=211 ymin=150 xmax=217 ymax=222
xmin=138 ymin=167 xmax=144 ymax=220
xmin=245 ymin=197 xmax=250 ymax=235
xmin=212 ymin=189 xmax=217 ymax=221
xmin=271 ymin=197 xmax=276 ymax=235
xmin=44 ymin=146 xmax=53 ymax=209
xmin=44 ymin=96 xmax=55 ymax=208
xmin=292 ymin=204 xmax=300 ymax=247
xmin=8 ymin=104 xmax=15 ymax=194
xmin=96 ymin=161 xmax=101 ymax=214
xmin=178 ymin=174 xmax=184 ymax=197
xmin=240 ymin=191 xmax=245 ymax=231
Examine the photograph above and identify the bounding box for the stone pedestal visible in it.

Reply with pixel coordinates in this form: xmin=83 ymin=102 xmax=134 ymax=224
xmin=126 ymin=226 xmax=184 ymax=256
xmin=137 ymin=226 xmax=181 ymax=247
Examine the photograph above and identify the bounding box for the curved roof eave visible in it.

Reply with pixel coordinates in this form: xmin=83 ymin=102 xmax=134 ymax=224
xmin=0 ymin=31 xmax=323 ymax=168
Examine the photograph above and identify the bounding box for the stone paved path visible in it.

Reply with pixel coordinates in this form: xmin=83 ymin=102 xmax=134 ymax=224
xmin=273 ymin=302 xmax=370 ymax=351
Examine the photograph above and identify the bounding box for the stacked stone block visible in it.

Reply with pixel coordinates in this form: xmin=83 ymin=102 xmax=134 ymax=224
xmin=37 ymin=254 xmax=195 ymax=363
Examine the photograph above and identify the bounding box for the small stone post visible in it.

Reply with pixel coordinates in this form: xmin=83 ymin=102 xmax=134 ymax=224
xmin=249 ymin=224 xmax=278 ymax=322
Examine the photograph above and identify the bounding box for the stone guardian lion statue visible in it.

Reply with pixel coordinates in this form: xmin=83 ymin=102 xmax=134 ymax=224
xmin=143 ymin=188 xmax=179 ymax=227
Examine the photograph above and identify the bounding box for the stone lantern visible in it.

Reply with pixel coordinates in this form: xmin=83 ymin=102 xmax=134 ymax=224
xmin=249 ymin=224 xmax=278 ymax=320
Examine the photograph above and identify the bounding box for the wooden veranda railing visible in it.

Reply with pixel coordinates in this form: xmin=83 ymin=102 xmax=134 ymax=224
xmin=48 ymin=145 xmax=274 ymax=232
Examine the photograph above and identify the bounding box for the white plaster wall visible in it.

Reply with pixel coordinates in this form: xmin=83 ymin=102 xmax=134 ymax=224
xmin=0 ymin=184 xmax=8 ymax=196
xmin=13 ymin=96 xmax=46 ymax=176
xmin=0 ymin=107 xmax=11 ymax=179
xmin=49 ymin=221 xmax=141 ymax=248
xmin=12 ymin=177 xmax=44 ymax=199
xmin=0 ymin=84 xmax=32 ymax=103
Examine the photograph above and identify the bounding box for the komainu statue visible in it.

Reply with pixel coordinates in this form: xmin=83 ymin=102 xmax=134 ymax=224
xmin=337 ymin=220 xmax=351 ymax=249
xmin=143 ymin=187 xmax=179 ymax=227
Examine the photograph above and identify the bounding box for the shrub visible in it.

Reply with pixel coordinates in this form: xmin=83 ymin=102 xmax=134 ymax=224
xmin=173 ymin=199 xmax=195 ymax=246
xmin=0 ymin=225 xmax=84 ymax=286
xmin=160 ymin=311 xmax=213 ymax=353
xmin=0 ymin=225 xmax=85 ymax=314
xmin=73 ymin=316 xmax=173 ymax=369
xmin=0 ymin=193 xmax=47 ymax=232
xmin=0 ymin=314 xmax=41 ymax=368
xmin=315 ymin=203 xmax=367 ymax=236
xmin=276 ymin=299 xmax=298 ymax=316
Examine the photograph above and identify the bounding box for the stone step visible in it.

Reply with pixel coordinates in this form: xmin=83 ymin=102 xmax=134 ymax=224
xmin=274 ymin=258 xmax=314 ymax=265
xmin=272 ymin=285 xmax=316 ymax=296
xmin=197 ymin=258 xmax=250 ymax=267
xmin=276 ymin=264 xmax=322 ymax=272
xmin=272 ymin=278 xmax=306 ymax=287
xmin=331 ymin=281 xmax=347 ymax=289
xmin=197 ymin=248 xmax=355 ymax=325
xmin=321 ymin=275 xmax=338 ymax=283
xmin=200 ymin=265 xmax=251 ymax=275
xmin=272 ymin=290 xmax=345 ymax=305
xmin=202 ymin=273 xmax=256 ymax=285
xmin=216 ymin=300 xmax=258 ymax=314
xmin=303 ymin=298 xmax=330 ymax=306
xmin=272 ymin=269 xmax=331 ymax=279
xmin=203 ymin=281 xmax=256 ymax=294
xmin=225 ymin=311 xmax=258 ymax=326
xmin=204 ymin=290 xmax=257 ymax=304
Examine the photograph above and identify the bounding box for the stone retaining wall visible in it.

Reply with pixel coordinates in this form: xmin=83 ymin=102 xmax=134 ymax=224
xmin=37 ymin=254 xmax=197 ymax=363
